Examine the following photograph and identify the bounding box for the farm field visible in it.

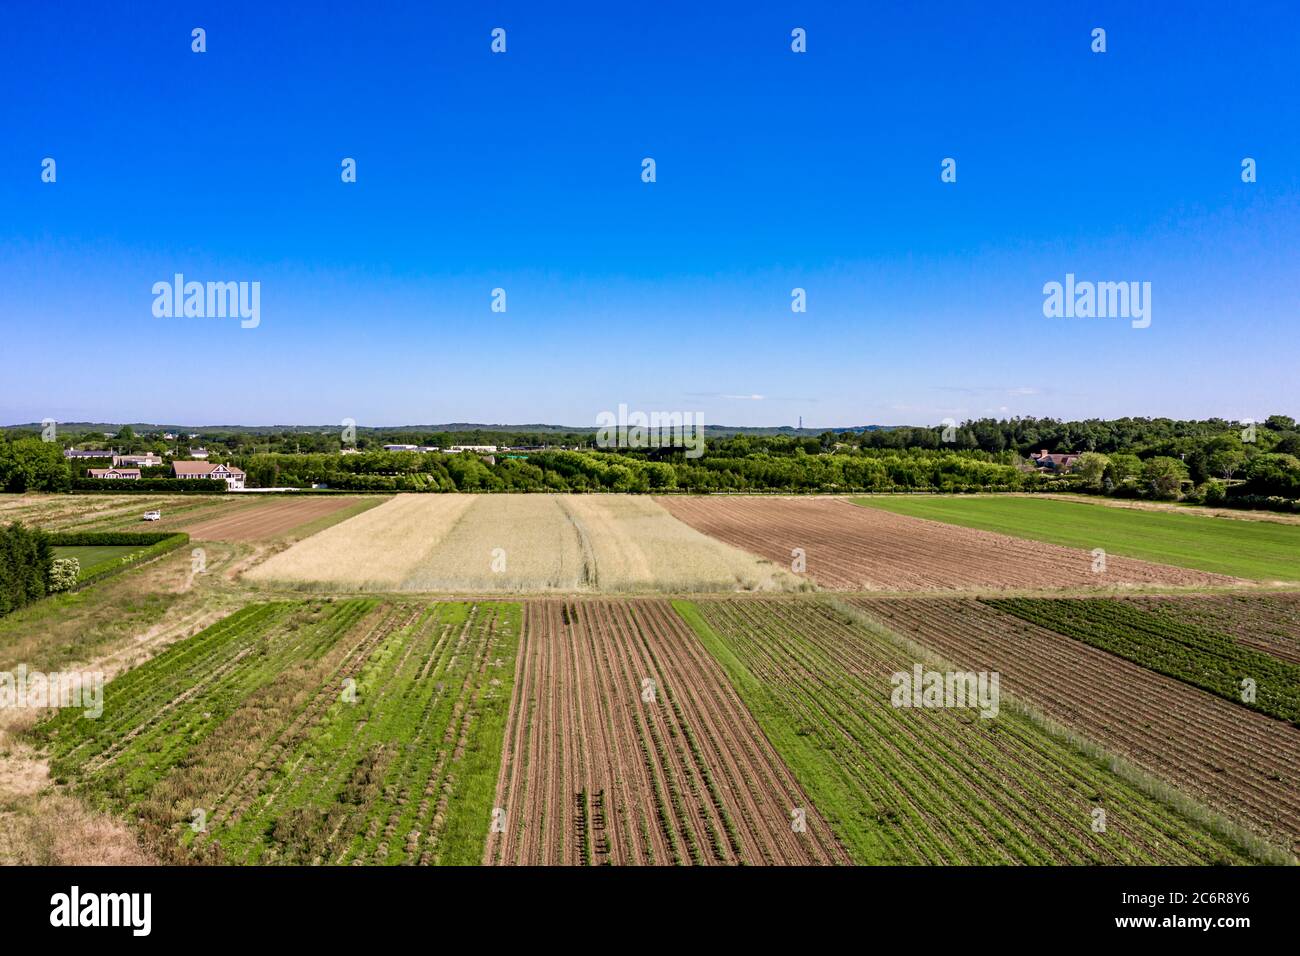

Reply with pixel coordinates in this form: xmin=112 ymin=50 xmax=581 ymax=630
xmin=984 ymin=597 xmax=1300 ymax=724
xmin=0 ymin=493 xmax=235 ymax=532
xmin=179 ymin=495 xmax=379 ymax=541
xmin=485 ymin=599 xmax=847 ymax=864
xmin=853 ymin=495 xmax=1300 ymax=582
xmin=850 ymin=597 xmax=1300 ymax=855
xmin=250 ymin=494 xmax=799 ymax=593
xmin=673 ymin=598 xmax=1251 ymax=864
xmin=1120 ymin=593 xmax=1300 ymax=664
xmin=659 ymin=496 xmax=1233 ymax=591
xmin=33 ymin=599 xmax=519 ymax=864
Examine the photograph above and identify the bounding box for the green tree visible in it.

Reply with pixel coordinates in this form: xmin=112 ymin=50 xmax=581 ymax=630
xmin=1142 ymin=456 xmax=1188 ymax=500
xmin=0 ymin=438 xmax=72 ymax=492
xmin=1071 ymin=452 xmax=1110 ymax=488
xmin=1205 ymin=447 xmax=1247 ymax=480
xmin=1103 ymin=453 xmax=1142 ymax=484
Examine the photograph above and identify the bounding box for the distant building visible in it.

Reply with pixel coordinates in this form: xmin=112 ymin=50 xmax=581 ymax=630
xmin=188 ymin=447 xmax=210 ymax=459
xmin=87 ymin=467 xmax=141 ymax=480
xmin=173 ymin=460 xmax=246 ymax=490
xmin=448 ymin=445 xmax=498 ymax=454
xmin=1029 ymin=450 xmax=1081 ymax=472
xmin=383 ymin=444 xmax=421 ymax=452
xmin=113 ymin=453 xmax=164 ymax=468
xmin=163 ymin=432 xmax=176 ymax=441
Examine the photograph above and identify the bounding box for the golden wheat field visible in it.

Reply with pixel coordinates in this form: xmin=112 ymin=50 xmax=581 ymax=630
xmin=245 ymin=493 xmax=801 ymax=593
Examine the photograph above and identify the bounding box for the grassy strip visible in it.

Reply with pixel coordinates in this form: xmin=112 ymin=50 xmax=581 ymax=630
xmin=851 ymin=494 xmax=1300 ymax=581
xmin=984 ymin=598 xmax=1300 ymax=725
xmin=437 ymin=602 xmax=522 ymax=865
xmin=671 ymin=599 xmax=891 ymax=864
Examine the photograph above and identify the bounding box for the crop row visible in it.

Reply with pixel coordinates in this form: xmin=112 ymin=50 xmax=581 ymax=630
xmin=34 ymin=599 xmax=520 ymax=865
xmin=676 ymin=598 xmax=1252 ymax=865
xmin=984 ymin=598 xmax=1300 ymax=725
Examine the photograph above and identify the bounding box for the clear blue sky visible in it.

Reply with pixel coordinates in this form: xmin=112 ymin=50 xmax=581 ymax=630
xmin=2 ymin=1 xmax=1297 ymax=428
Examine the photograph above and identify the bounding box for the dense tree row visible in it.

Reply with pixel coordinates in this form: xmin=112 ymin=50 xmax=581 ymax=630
xmin=4 ymin=414 xmax=1297 ymax=503
xmin=234 ymin=448 xmax=1039 ymax=494
xmin=0 ymin=523 xmax=52 ymax=617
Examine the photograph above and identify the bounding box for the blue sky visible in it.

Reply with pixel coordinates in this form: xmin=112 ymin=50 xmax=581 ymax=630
xmin=1 ymin=1 xmax=1297 ymax=428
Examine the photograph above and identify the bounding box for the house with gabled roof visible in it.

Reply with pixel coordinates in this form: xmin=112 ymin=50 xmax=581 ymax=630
xmin=173 ymin=460 xmax=246 ymax=490
xmin=87 ymin=467 xmax=141 ymax=480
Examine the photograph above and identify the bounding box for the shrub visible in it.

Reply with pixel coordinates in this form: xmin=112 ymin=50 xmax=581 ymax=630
xmin=1201 ymin=480 xmax=1228 ymax=506
xmin=48 ymin=557 xmax=80 ymax=592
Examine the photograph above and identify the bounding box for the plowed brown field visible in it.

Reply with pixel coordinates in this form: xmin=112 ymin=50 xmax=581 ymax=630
xmin=484 ymin=599 xmax=849 ymax=865
xmin=182 ymin=496 xmax=368 ymax=541
xmin=850 ymin=597 xmax=1300 ymax=854
xmin=659 ymin=496 xmax=1236 ymax=591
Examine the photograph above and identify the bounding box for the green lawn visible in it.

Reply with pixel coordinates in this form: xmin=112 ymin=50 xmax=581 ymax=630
xmin=52 ymin=544 xmax=146 ymax=574
xmin=851 ymin=495 xmax=1300 ymax=582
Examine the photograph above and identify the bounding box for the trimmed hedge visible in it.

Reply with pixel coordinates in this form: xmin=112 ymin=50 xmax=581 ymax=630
xmin=1220 ymin=493 xmax=1300 ymax=515
xmin=48 ymin=532 xmax=190 ymax=586
xmin=49 ymin=531 xmax=185 ymax=546
xmin=70 ymin=478 xmax=227 ymax=493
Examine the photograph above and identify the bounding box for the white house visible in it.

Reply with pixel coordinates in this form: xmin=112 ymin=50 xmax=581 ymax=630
xmin=173 ymin=460 xmax=246 ymax=490
xmin=188 ymin=447 xmax=210 ymax=460
xmin=87 ymin=467 xmax=141 ymax=480
xmin=114 ymin=453 xmax=163 ymax=468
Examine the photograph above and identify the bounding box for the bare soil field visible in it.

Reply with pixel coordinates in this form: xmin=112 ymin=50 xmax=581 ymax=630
xmin=484 ymin=599 xmax=848 ymax=865
xmin=1119 ymin=593 xmax=1300 ymax=665
xmin=250 ymin=494 xmax=798 ymax=593
xmin=659 ymin=496 xmax=1237 ymax=591
xmin=850 ymin=597 xmax=1300 ymax=855
xmin=180 ymin=495 xmax=372 ymax=541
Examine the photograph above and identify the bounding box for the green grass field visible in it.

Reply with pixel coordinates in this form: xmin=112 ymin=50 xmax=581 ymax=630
xmin=852 ymin=495 xmax=1300 ymax=582
xmin=52 ymin=544 xmax=145 ymax=574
